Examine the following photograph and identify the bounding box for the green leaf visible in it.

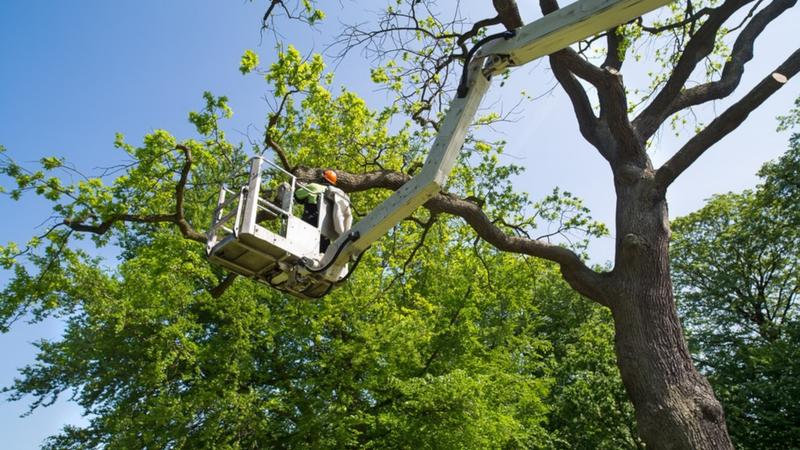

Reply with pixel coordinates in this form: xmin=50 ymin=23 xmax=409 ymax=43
xmin=239 ymin=49 xmax=259 ymax=75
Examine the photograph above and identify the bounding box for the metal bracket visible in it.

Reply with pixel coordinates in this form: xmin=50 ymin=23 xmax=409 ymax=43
xmin=482 ymin=54 xmax=513 ymax=78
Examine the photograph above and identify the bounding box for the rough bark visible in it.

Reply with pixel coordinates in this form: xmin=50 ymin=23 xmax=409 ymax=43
xmin=607 ymin=161 xmax=733 ymax=448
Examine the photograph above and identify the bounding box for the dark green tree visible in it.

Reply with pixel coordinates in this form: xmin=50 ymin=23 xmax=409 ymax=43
xmin=671 ymin=98 xmax=800 ymax=448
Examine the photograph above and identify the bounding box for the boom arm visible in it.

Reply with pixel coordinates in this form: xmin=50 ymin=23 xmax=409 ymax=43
xmin=312 ymin=0 xmax=673 ymax=282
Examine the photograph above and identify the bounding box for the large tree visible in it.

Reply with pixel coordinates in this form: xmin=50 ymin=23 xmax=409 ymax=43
xmin=0 ymin=106 xmax=634 ymax=447
xmin=1 ymin=0 xmax=797 ymax=448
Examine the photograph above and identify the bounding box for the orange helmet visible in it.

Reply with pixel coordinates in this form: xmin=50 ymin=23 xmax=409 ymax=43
xmin=322 ymin=169 xmax=337 ymax=185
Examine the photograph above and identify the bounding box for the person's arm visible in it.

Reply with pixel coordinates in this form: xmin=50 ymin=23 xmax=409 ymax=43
xmin=295 ymin=183 xmax=324 ymax=204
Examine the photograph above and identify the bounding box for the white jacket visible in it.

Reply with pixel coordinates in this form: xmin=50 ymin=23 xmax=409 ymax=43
xmin=322 ymin=186 xmax=352 ymax=238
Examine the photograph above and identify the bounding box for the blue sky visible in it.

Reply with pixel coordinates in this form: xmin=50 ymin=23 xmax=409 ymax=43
xmin=0 ymin=1 xmax=277 ymax=446
xmin=1 ymin=0 xmax=797 ymax=447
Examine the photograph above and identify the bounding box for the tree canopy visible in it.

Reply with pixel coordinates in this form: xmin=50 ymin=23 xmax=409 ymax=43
xmin=1 ymin=43 xmax=629 ymax=448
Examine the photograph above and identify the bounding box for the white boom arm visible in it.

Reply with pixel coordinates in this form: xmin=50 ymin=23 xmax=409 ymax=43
xmin=313 ymin=0 xmax=672 ymax=282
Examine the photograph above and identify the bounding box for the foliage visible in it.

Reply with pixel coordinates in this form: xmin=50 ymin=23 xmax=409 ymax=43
xmin=3 ymin=230 xmax=525 ymax=448
xmin=671 ymin=111 xmax=800 ymax=449
xmin=0 ymin=219 xmax=633 ymax=448
xmin=0 ymin=41 xmax=626 ymax=447
xmin=537 ymin=278 xmax=643 ymax=449
xmin=239 ymin=50 xmax=260 ymax=75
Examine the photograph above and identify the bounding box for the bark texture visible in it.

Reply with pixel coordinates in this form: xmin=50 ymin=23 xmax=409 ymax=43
xmin=608 ymin=164 xmax=732 ymax=448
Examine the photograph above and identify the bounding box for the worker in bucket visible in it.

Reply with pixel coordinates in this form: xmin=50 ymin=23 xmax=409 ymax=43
xmin=295 ymin=169 xmax=353 ymax=252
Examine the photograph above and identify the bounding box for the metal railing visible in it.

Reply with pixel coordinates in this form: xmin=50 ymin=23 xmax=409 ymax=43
xmin=249 ymin=156 xmax=297 ymax=217
xmin=207 ymin=186 xmax=245 ymax=250
xmin=208 ymin=156 xmax=303 ymax=251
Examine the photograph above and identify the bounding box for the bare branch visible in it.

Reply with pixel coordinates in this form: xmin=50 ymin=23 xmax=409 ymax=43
xmin=597 ymin=66 xmax=642 ymax=160
xmin=330 ymin=0 xmax=525 ymax=129
xmin=456 ymin=16 xmax=504 ymax=51
xmin=551 ymin=47 xmax=641 ymax=162
xmin=549 ymin=54 xmax=605 ymax=155
xmin=266 ymin=134 xmax=293 ymax=171
xmin=635 ymin=7 xmax=714 ymax=34
xmin=657 ymin=0 xmax=796 ymax=117
xmin=655 ymin=49 xmax=800 ymax=189
xmin=262 ymin=0 xmax=283 ymax=31
xmin=492 ymin=0 xmax=524 ymax=30
xmin=266 ymin=112 xmax=294 ymax=171
xmin=633 ymin=0 xmax=760 ymax=140
xmin=173 ymin=144 xmax=204 ymax=242
xmin=540 ymin=0 xmax=640 ymax=161
xmin=551 ymin=48 xmax=607 ymax=85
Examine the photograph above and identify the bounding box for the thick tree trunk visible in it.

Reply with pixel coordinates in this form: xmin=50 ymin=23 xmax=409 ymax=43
xmin=607 ymin=168 xmax=733 ymax=449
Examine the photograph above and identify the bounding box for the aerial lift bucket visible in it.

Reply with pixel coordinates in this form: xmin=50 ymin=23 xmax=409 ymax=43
xmin=206 ymin=157 xmax=336 ymax=298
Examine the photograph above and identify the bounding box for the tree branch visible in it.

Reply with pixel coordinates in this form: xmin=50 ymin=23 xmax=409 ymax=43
xmin=62 ymin=145 xmax=207 ymax=244
xmin=551 ymin=47 xmax=608 ymax=85
xmin=492 ymin=0 xmax=524 ymax=30
xmin=551 ymin=47 xmax=642 ymax=162
xmin=262 ymin=0 xmax=283 ymax=31
xmin=456 ymin=16 xmax=504 ymax=52
xmin=655 ymin=49 xmax=800 ymax=190
xmin=602 ymin=26 xmax=624 ymax=71
xmin=633 ymin=0 xmax=760 ymax=140
xmin=658 ymin=0 xmax=796 ymax=117
xmin=549 ymin=54 xmax=605 ymax=155
xmin=295 ymin=166 xmax=611 ymax=304
xmin=541 ymin=0 xmax=640 ymax=162
xmin=209 ymin=273 xmax=238 ymax=298
xmin=635 ymin=7 xmax=714 ymax=34
xmin=173 ymin=144 xmax=204 ymax=242
xmin=264 ymin=89 xmax=300 ymax=171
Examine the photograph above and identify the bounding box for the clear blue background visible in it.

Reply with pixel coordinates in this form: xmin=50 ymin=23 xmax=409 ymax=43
xmin=1 ymin=1 xmax=797 ymax=447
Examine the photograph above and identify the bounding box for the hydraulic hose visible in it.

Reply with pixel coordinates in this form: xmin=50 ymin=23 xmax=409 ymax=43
xmin=302 ymin=230 xmax=361 ymax=274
